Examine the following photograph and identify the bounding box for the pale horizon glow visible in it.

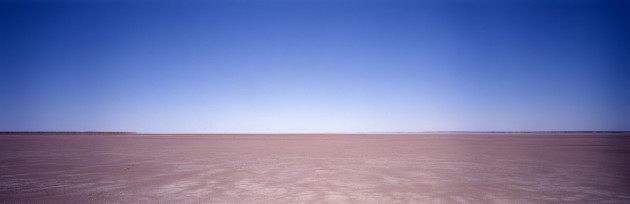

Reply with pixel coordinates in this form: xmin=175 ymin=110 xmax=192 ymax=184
xmin=1 ymin=0 xmax=629 ymax=133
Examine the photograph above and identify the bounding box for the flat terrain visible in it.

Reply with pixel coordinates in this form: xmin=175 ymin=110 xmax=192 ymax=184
xmin=1 ymin=133 xmax=629 ymax=203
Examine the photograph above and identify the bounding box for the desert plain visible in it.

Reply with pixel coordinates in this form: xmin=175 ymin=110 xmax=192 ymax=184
xmin=1 ymin=133 xmax=629 ymax=203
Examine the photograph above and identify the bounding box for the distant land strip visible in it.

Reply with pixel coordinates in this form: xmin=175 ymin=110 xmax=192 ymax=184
xmin=1 ymin=131 xmax=630 ymax=135
xmin=0 ymin=132 xmax=137 ymax=135
xmin=379 ymin=131 xmax=630 ymax=134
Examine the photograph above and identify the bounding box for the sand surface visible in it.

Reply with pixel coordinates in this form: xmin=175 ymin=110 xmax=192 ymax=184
xmin=1 ymin=133 xmax=629 ymax=203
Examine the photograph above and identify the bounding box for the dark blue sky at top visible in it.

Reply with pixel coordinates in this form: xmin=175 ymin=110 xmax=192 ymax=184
xmin=1 ymin=0 xmax=628 ymax=133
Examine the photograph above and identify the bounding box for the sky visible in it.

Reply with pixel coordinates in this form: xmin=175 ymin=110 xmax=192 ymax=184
xmin=1 ymin=0 xmax=629 ymax=133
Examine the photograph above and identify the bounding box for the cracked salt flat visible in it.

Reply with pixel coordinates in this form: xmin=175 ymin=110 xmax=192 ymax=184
xmin=0 ymin=133 xmax=629 ymax=203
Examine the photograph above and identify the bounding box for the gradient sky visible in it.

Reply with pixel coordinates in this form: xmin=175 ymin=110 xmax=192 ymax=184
xmin=1 ymin=0 xmax=629 ymax=133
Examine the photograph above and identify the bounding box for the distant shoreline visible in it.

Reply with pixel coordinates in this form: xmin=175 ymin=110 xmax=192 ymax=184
xmin=0 ymin=132 xmax=137 ymax=135
xmin=1 ymin=131 xmax=629 ymax=135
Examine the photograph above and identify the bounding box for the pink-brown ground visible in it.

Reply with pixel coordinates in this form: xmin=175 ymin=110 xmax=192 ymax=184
xmin=1 ymin=133 xmax=629 ymax=203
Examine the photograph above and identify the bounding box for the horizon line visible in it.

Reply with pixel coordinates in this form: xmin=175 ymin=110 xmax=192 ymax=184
xmin=2 ymin=131 xmax=630 ymax=135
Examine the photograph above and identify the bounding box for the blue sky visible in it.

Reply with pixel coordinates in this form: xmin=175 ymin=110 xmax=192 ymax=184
xmin=1 ymin=0 xmax=628 ymax=133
